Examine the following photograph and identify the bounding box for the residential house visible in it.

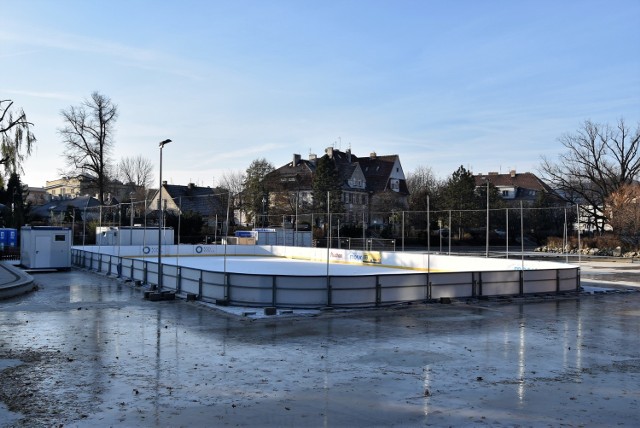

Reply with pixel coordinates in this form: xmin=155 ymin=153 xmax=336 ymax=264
xmin=265 ymin=153 xmax=316 ymax=216
xmin=356 ymin=150 xmax=409 ymax=226
xmin=263 ymin=147 xmax=410 ymax=227
xmin=29 ymin=195 xmax=101 ymax=225
xmin=147 ymin=182 xmax=227 ymax=231
xmin=474 ymin=170 xmax=555 ymax=205
xmin=45 ymin=174 xmax=142 ymax=202
xmin=26 ymin=187 xmax=49 ymax=206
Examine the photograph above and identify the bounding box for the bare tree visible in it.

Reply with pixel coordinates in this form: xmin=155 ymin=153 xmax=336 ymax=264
xmin=59 ymin=92 xmax=118 ymax=204
xmin=0 ymin=99 xmax=36 ymax=177
xmin=406 ymin=165 xmax=441 ymax=211
xmin=218 ymin=169 xmax=245 ymax=195
xmin=540 ymin=118 xmax=640 ymax=232
xmin=218 ymin=169 xmax=246 ymax=225
xmin=606 ymin=183 xmax=640 ymax=248
xmin=117 ymin=155 xmax=154 ymax=197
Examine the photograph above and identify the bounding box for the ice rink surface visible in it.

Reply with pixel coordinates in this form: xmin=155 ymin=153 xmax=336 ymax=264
xmin=153 ymin=255 xmax=424 ymax=276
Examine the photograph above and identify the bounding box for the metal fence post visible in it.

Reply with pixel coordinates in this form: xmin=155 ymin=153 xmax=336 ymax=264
xmin=176 ymin=266 xmax=182 ymax=294
xmin=143 ymin=260 xmax=148 ymax=285
xmin=519 ymin=270 xmax=524 ymax=296
xmin=272 ymin=276 xmax=277 ymax=306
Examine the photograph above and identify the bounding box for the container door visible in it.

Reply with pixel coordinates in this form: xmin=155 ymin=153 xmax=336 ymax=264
xmin=35 ymin=236 xmax=51 ymax=268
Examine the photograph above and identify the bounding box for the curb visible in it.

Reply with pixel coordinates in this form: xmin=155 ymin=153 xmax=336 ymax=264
xmin=0 ymin=261 xmax=36 ymax=300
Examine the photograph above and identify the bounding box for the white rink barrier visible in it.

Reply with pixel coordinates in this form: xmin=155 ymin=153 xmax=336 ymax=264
xmin=72 ymin=245 xmax=580 ymax=308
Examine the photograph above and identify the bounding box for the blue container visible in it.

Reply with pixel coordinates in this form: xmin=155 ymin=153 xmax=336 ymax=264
xmin=7 ymin=228 xmax=17 ymax=247
xmin=0 ymin=228 xmax=18 ymax=248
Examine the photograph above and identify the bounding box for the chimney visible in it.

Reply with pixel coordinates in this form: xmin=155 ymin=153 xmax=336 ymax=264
xmin=162 ymin=180 xmax=167 ymax=186
xmin=370 ymin=152 xmax=377 ymax=159
xmin=346 ymin=148 xmax=352 ymax=163
xmin=309 ymin=153 xmax=317 ymax=164
xmin=325 ymin=147 xmax=334 ymax=158
xmin=293 ymin=154 xmax=301 ymax=166
xmin=510 ymin=169 xmax=516 ymax=177
xmin=188 ymin=182 xmax=195 ymax=190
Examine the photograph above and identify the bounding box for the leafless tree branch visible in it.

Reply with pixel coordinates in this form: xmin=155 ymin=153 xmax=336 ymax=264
xmin=539 ymin=118 xmax=640 ymax=232
xmin=58 ymin=92 xmax=118 ymax=204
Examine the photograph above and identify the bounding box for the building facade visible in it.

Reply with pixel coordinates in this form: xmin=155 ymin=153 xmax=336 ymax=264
xmin=263 ymin=147 xmax=410 ymax=228
xmin=474 ymin=170 xmax=555 ymax=205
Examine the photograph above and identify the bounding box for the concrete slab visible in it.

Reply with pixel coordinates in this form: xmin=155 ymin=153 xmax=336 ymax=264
xmin=0 ymin=261 xmax=35 ymax=300
xmin=0 ymin=264 xmax=638 ymax=427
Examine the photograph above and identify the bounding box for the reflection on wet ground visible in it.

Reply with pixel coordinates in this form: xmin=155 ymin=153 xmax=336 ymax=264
xmin=0 ymin=268 xmax=639 ymax=427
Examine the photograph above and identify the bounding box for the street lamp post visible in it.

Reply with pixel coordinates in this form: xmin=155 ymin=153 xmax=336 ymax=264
xmin=157 ymin=139 xmax=172 ymax=291
xmin=485 ymin=178 xmax=490 ymax=258
xmin=262 ymin=196 xmax=266 ymax=227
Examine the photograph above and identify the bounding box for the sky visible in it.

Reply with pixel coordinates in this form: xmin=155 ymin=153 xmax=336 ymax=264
xmin=1 ymin=0 xmax=639 ymax=189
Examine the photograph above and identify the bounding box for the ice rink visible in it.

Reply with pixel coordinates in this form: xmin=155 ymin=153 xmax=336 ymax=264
xmin=149 ymin=254 xmax=426 ymax=276
xmin=2 ymin=267 xmax=639 ymax=427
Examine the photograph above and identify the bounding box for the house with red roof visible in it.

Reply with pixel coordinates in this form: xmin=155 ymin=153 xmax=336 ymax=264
xmin=474 ymin=170 xmax=555 ymax=204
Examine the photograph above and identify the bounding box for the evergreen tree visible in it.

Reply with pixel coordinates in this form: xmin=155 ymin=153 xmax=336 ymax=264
xmin=312 ymin=155 xmax=344 ymax=215
xmin=0 ymin=173 xmax=28 ymax=228
xmin=244 ymin=158 xmax=274 ymax=225
xmin=439 ymin=165 xmax=481 ymax=239
xmin=164 ymin=210 xmax=205 ymax=244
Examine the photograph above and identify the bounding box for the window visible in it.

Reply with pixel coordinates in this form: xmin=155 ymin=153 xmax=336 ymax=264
xmin=502 ymin=190 xmax=509 ymax=196
xmin=55 ymin=234 xmax=66 ymax=241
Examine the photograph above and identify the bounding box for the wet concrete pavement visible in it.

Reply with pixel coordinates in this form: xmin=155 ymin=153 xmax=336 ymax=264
xmin=1 ymin=263 xmax=639 ymax=427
